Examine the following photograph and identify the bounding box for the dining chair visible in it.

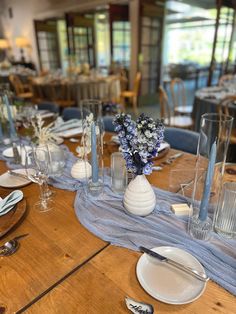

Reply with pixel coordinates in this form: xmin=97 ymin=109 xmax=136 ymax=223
xmin=170 ymin=78 xmax=192 ymax=115
xmin=62 ymin=107 xmax=90 ymax=121
xmin=9 ymin=74 xmax=33 ymax=100
xmin=164 ymin=127 xmax=199 ymax=154
xmin=218 ymin=95 xmax=236 ymax=145
xmin=102 ymin=116 xmax=116 ymax=132
xmin=159 ymin=86 xmax=194 ymax=129
xmin=120 ymin=72 xmax=141 ymax=115
xmin=37 ymin=102 xmax=59 ymax=114
xmin=218 ymin=74 xmax=234 ymax=86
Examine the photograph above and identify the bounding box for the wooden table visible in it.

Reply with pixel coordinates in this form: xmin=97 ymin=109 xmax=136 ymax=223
xmin=0 ymin=138 xmax=235 ymax=314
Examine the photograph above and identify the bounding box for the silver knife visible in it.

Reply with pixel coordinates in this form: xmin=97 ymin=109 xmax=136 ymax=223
xmin=7 ymin=170 xmax=28 ymax=180
xmin=139 ymin=246 xmax=209 ymax=282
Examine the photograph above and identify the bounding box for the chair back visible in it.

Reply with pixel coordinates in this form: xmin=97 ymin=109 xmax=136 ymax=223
xmin=170 ymin=77 xmax=186 ymax=111
xmin=133 ymin=72 xmax=141 ymax=96
xmin=9 ymin=74 xmax=25 ymax=95
xmin=164 ymin=127 xmax=199 ymax=154
xmin=218 ymin=74 xmax=234 ymax=86
xmin=218 ymin=95 xmax=236 ymax=116
xmin=119 ymin=69 xmax=128 ymax=92
xmin=37 ymin=102 xmax=59 ymax=113
xmin=159 ymin=85 xmax=171 ymax=123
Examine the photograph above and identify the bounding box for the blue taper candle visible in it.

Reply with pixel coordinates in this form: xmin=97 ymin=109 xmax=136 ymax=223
xmin=3 ymin=94 xmax=17 ymax=139
xmin=91 ymin=121 xmax=99 ymax=183
xmin=199 ymin=140 xmax=217 ymax=221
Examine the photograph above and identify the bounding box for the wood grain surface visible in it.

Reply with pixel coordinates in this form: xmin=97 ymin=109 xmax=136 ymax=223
xmin=25 ymin=246 xmax=236 ymax=314
xmin=0 ymin=134 xmax=235 ymax=314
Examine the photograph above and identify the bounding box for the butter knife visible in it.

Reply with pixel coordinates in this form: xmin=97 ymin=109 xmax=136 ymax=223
xmin=7 ymin=170 xmax=28 ymax=180
xmin=139 ymin=246 xmax=209 ymax=282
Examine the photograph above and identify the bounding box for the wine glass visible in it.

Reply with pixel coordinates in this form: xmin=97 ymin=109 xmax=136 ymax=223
xmin=25 ymin=147 xmax=54 ymax=212
xmin=37 ymin=143 xmax=66 ymax=197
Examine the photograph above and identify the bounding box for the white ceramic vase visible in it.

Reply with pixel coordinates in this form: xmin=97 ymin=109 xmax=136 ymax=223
xmin=71 ymin=159 xmax=92 ymax=180
xmin=123 ymin=174 xmax=156 ymax=216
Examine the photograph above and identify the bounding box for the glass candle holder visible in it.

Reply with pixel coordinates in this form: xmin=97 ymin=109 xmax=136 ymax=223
xmin=0 ymin=89 xmax=17 ymax=144
xmin=111 ymin=152 xmax=127 ymax=193
xmin=80 ymin=99 xmax=104 ymax=196
xmin=189 ymin=113 xmax=233 ymax=240
xmin=214 ymin=182 xmax=236 ymax=239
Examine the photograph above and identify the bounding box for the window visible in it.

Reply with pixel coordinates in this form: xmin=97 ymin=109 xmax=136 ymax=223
xmin=34 ymin=21 xmax=61 ymax=71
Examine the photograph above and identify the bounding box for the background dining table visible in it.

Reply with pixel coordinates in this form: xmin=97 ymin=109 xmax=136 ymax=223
xmin=0 ymin=134 xmax=235 ymax=314
xmin=192 ymin=86 xmax=236 ymax=132
xmin=31 ymin=75 xmax=121 ymax=106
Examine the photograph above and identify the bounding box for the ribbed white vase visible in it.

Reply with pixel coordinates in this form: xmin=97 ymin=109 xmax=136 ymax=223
xmin=71 ymin=159 xmax=92 ymax=179
xmin=123 ymin=174 xmax=156 ymax=216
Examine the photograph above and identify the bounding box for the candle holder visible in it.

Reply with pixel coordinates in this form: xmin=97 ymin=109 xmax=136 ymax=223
xmin=80 ymin=99 xmax=104 ymax=196
xmin=0 ymin=88 xmax=17 ymax=144
xmin=189 ymin=113 xmax=233 ymax=240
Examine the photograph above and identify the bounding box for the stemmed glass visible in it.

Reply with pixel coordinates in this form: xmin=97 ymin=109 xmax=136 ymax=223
xmin=25 ymin=147 xmax=54 ymax=212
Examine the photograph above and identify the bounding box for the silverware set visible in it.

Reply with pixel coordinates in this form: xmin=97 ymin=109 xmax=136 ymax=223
xmin=0 ymin=234 xmax=29 ymax=257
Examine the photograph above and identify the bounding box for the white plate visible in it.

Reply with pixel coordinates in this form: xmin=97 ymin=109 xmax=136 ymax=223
xmin=55 ymin=127 xmax=83 ymax=138
xmin=0 ymin=169 xmax=33 ymax=188
xmin=136 ymin=246 xmax=207 ymax=305
xmin=2 ymin=145 xmax=32 ymax=158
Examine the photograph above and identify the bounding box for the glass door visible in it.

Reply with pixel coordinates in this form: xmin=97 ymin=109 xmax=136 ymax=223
xmin=66 ymin=13 xmax=96 ymax=67
xmin=34 ymin=20 xmax=61 ymax=71
xmin=139 ymin=1 xmax=165 ymax=95
xmin=109 ymin=4 xmax=130 ymax=70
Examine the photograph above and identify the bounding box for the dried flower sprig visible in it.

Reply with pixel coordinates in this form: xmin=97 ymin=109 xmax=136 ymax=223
xmin=113 ymin=113 xmax=164 ymax=175
xmin=31 ymin=114 xmax=60 ymax=144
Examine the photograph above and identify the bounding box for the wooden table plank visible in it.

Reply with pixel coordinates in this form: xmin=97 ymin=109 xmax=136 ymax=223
xmin=25 ymin=245 xmax=236 ymax=314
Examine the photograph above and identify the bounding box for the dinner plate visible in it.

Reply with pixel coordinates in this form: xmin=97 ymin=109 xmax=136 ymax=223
xmin=2 ymin=145 xmax=32 ymax=158
xmin=136 ymin=246 xmax=207 ymax=305
xmin=0 ymin=169 xmax=33 ymax=188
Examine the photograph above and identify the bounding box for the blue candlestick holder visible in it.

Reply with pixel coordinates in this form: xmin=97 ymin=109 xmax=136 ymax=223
xmin=80 ymin=99 xmax=104 ymax=197
xmin=189 ymin=113 xmax=233 ymax=241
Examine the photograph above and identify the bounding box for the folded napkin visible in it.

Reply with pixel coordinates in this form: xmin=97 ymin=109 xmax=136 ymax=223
xmin=51 ymin=119 xmax=82 ymax=133
xmin=0 ymin=190 xmax=23 ymax=216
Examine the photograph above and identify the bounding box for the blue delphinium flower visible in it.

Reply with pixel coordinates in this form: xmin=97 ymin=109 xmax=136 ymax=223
xmin=113 ymin=113 xmax=164 ymax=175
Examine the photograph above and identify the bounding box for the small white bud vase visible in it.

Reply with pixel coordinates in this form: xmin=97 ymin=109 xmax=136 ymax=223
xmin=71 ymin=159 xmax=92 ymax=180
xmin=123 ymin=174 xmax=156 ymax=216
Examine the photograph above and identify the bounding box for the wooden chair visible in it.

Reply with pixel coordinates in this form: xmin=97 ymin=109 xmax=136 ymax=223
xmin=218 ymin=74 xmax=234 ymax=86
xmin=218 ymin=95 xmax=236 ymax=144
xmin=9 ymin=74 xmax=33 ymax=100
xmin=120 ymin=72 xmax=141 ymax=115
xmin=170 ymin=78 xmax=192 ymax=115
xmin=159 ymin=85 xmax=193 ymax=129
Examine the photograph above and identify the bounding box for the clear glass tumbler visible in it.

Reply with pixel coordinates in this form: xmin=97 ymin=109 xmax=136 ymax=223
xmin=111 ymin=152 xmax=127 ymax=193
xmin=214 ymin=182 xmax=236 ymax=238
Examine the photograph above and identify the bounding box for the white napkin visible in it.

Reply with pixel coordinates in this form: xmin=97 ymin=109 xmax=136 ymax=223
xmin=52 ymin=119 xmax=82 ymax=133
xmin=0 ymin=190 xmax=23 ymax=216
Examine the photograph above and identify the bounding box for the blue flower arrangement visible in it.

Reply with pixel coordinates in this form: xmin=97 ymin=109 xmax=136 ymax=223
xmin=113 ymin=113 xmax=164 ymax=175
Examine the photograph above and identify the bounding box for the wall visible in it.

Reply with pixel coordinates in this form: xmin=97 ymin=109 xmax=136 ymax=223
xmin=0 ymin=0 xmax=49 ymax=69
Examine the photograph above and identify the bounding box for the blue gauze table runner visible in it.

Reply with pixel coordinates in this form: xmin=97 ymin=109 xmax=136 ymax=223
xmin=74 ymin=184 xmax=236 ymax=296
